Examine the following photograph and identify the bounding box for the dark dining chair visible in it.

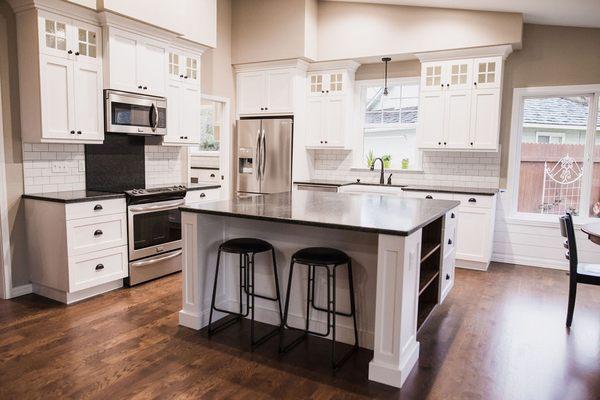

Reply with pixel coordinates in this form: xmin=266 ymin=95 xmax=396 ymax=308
xmin=559 ymin=213 xmax=600 ymax=327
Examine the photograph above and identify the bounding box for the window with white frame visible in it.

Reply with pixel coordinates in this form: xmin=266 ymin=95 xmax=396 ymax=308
xmin=510 ymin=86 xmax=600 ymax=219
xmin=194 ymin=98 xmax=223 ymax=153
xmin=357 ymin=79 xmax=420 ymax=170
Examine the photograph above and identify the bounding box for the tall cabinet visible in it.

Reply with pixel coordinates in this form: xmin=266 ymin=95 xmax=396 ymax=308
xmin=416 ymin=46 xmax=511 ymax=151
xmin=14 ymin=4 xmax=104 ymax=144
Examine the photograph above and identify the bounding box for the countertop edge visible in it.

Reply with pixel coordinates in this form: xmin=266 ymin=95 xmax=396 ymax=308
xmin=293 ymin=180 xmax=498 ymax=195
xmin=180 ymin=200 xmax=461 ymax=237
xmin=22 ymin=193 xmax=126 ymax=204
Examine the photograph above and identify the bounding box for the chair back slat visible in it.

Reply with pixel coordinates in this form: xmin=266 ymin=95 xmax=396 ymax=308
xmin=559 ymin=213 xmax=578 ymax=275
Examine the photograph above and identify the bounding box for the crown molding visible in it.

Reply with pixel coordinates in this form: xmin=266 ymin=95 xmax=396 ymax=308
xmin=8 ymin=0 xmax=99 ymax=23
xmin=308 ymin=60 xmax=361 ymax=72
xmin=415 ymin=44 xmax=514 ymax=62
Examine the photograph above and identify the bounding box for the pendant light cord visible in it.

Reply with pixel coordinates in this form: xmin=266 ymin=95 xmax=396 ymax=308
xmin=382 ymin=57 xmax=391 ymax=96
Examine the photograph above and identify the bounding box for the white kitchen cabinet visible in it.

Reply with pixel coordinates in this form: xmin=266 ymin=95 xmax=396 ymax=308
xmin=168 ymin=50 xmax=200 ymax=86
xmin=185 ymin=188 xmax=220 ymax=204
xmin=163 ymin=79 xmax=201 ymax=146
xmin=236 ymin=69 xmax=294 ymax=116
xmin=25 ymin=197 xmax=128 ymax=304
xmin=104 ymin=27 xmax=167 ymax=96
xmin=417 ymin=53 xmax=505 ymax=152
xmin=16 ymin=7 xmax=104 ymax=144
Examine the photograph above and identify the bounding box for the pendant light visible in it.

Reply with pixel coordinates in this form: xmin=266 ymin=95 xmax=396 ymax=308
xmin=382 ymin=57 xmax=391 ymax=96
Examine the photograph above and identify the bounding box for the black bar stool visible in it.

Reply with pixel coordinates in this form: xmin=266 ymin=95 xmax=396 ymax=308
xmin=279 ymin=247 xmax=359 ymax=370
xmin=208 ymin=238 xmax=283 ymax=348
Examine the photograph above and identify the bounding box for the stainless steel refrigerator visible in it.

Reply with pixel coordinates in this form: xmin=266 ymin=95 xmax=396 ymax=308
xmin=237 ymin=117 xmax=293 ymax=194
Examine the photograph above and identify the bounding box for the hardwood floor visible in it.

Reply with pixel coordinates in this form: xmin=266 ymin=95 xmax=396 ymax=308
xmin=1 ymin=263 xmax=599 ymax=399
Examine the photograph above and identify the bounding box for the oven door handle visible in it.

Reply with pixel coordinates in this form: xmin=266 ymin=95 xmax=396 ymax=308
xmin=129 ymin=200 xmax=185 ymax=213
xmin=130 ymin=250 xmax=182 ymax=268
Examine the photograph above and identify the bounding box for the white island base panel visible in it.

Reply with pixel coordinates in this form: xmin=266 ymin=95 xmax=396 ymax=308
xmin=179 ymin=213 xmax=424 ymax=389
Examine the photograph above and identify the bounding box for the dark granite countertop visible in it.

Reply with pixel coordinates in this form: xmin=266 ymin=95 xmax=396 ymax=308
xmin=186 ymin=183 xmax=221 ymax=191
xmin=22 ymin=190 xmax=125 ymax=204
xmin=294 ymin=179 xmax=498 ymax=195
xmin=181 ymin=191 xmax=460 ymax=236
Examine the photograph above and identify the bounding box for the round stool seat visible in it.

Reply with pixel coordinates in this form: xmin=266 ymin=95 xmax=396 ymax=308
xmin=292 ymin=247 xmax=349 ymax=266
xmin=220 ymin=238 xmax=273 ymax=254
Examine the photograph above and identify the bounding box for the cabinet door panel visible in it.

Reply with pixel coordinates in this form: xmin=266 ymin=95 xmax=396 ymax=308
xmin=443 ymin=90 xmax=471 ymax=149
xmin=470 ymin=89 xmax=500 ymax=150
xmin=73 ymin=21 xmax=101 ymax=65
xmin=182 ymin=85 xmax=201 ymax=144
xmin=455 ymin=207 xmax=489 ymax=262
xmin=417 ymin=91 xmax=444 ymax=148
xmin=40 ymin=55 xmax=74 ymax=139
xmin=473 ymin=57 xmax=502 ymax=89
xmin=266 ymin=70 xmax=293 ymax=113
xmin=420 ymin=62 xmax=444 ymax=91
xmin=324 ymin=96 xmax=344 ymax=146
xmin=38 ymin=12 xmax=72 ymax=59
xmin=138 ymin=40 xmax=166 ymax=96
xmin=164 ymin=80 xmax=183 ymax=144
xmin=306 ymin=97 xmax=323 ymax=146
xmin=237 ymin=72 xmax=265 ymax=115
xmin=446 ymin=59 xmax=472 ymax=91
xmin=73 ymin=61 xmax=103 ymax=141
xmin=109 ymin=31 xmax=138 ymax=92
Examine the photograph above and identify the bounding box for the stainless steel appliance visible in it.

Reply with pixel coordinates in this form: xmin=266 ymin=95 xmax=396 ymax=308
xmin=237 ymin=117 xmax=293 ymax=194
xmin=105 ymin=90 xmax=167 ymax=136
xmin=125 ymin=185 xmax=187 ymax=286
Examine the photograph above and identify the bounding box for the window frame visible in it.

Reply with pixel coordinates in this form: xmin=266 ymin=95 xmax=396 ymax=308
xmin=352 ymin=77 xmax=423 ymax=171
xmin=507 ymin=84 xmax=600 ymax=224
xmin=535 ymin=131 xmax=565 ymax=144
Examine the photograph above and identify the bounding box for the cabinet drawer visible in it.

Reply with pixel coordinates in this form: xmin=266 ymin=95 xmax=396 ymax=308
xmin=443 ymin=219 xmax=457 ymax=258
xmin=402 ymin=190 xmax=454 ymax=201
xmin=67 ymin=213 xmax=127 ymax=256
xmin=191 ymin=169 xmax=220 ymax=183
xmin=69 ymin=245 xmax=128 ymax=292
xmin=440 ymin=250 xmax=455 ymax=303
xmin=453 ymin=194 xmax=494 ymax=208
xmin=66 ymin=198 xmax=126 ymax=220
xmin=185 ymin=189 xmax=220 ymax=204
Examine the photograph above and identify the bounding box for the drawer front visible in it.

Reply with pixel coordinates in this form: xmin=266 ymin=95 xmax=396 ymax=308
xmin=440 ymin=250 xmax=456 ymax=303
xmin=185 ymin=188 xmax=220 ymax=204
xmin=66 ymin=198 xmax=126 ymax=220
xmin=191 ymin=169 xmax=220 ymax=183
xmin=453 ymin=193 xmax=494 ymax=209
xmin=69 ymin=245 xmax=128 ymax=292
xmin=443 ymin=216 xmax=457 ymax=258
xmin=402 ymin=190 xmax=454 ymax=201
xmin=67 ymin=213 xmax=127 ymax=256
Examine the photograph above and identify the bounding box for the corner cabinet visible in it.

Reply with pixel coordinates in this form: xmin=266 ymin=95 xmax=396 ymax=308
xmin=304 ymin=62 xmax=359 ymax=149
xmin=15 ymin=7 xmax=104 ymax=144
xmin=416 ymin=48 xmax=509 ymax=152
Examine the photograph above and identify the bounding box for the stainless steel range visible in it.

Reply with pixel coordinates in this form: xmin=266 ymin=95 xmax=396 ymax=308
xmin=125 ymin=185 xmax=187 ymax=286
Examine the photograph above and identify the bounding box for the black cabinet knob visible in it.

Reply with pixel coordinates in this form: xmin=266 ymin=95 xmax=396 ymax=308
xmin=94 ymin=204 xmax=103 ymax=211
xmin=468 ymin=198 xmax=477 ymax=203
xmin=94 ymin=229 xmax=103 ymax=236
xmin=324 ymin=141 xmax=328 ymax=143
xmin=77 ymin=131 xmax=82 ymax=135
xmin=184 ymin=136 xmax=188 ymax=139
xmin=179 ymin=75 xmax=184 ymax=78
xmin=210 ymin=173 xmax=215 ymax=178
xmin=446 ymin=83 xmax=450 ymax=87
xmin=70 ymin=130 xmax=75 ymax=134
xmin=143 ymin=86 xmax=147 ymax=90
xmin=448 ymin=239 xmax=452 ymax=245
xmin=264 ymin=107 xmax=268 ymax=110
xmin=425 ymin=195 xmax=433 ymax=199
xmin=75 ymin=52 xmax=79 ymax=56
xmin=321 ymin=90 xmax=324 ymax=93
xmin=184 ymin=76 xmax=188 ymax=79
xmin=470 ymin=142 xmax=474 ymax=146
xmin=67 ymin=50 xmax=73 ymax=54
xmin=438 ymin=142 xmax=441 ymax=145
xmin=138 ymin=85 xmax=143 ymax=89
xmin=443 ymin=142 xmax=447 ymax=145
xmin=260 ymin=107 xmax=264 ymax=110
xmin=450 ymin=212 xmax=455 ymax=219
xmin=440 ymin=84 xmax=443 ymax=88
xmin=95 ymin=263 xmax=104 ymax=270
xmin=446 ymin=274 xmax=450 ymax=280
xmin=326 ymin=90 xmax=329 ymax=93
xmin=474 ymin=82 xmax=477 ymax=86
xmin=320 ymin=141 xmax=323 ymax=144
xmin=200 ymin=193 xmax=206 ymax=198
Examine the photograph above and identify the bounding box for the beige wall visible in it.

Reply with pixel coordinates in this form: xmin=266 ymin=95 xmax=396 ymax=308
xmin=202 ymin=0 xmax=234 ymax=102
xmin=355 ymin=59 xmax=420 ymax=81
xmin=231 ymin=0 xmax=315 ymax=64
xmin=0 ymin=1 xmax=28 ymax=287
xmin=499 ymin=24 xmax=600 ymax=186
xmin=317 ymin=1 xmax=522 ymax=61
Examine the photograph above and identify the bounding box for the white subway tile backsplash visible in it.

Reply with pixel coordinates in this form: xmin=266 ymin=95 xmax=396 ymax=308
xmin=22 ymin=143 xmax=86 ymax=194
xmin=145 ymin=145 xmax=184 ymax=186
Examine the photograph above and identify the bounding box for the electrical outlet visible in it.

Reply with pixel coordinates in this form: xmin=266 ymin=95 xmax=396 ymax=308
xmin=51 ymin=161 xmax=69 ymax=174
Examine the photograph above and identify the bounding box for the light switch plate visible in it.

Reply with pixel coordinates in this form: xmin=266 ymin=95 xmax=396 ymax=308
xmin=51 ymin=161 xmax=69 ymax=174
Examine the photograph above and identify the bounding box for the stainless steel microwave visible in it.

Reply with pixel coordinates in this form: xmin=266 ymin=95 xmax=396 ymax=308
xmin=104 ymin=90 xmax=167 ymax=135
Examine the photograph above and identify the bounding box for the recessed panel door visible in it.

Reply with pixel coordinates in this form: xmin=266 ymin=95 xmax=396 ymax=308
xmin=444 ymin=89 xmax=471 ymax=149
xmin=73 ymin=61 xmax=103 ymax=141
xmin=40 ymin=54 xmax=74 ymax=140
xmin=260 ymin=119 xmax=292 ymax=194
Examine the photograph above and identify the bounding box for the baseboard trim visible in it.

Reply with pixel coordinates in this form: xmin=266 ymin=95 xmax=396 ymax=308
xmin=32 ymin=280 xmax=124 ymax=304
xmin=492 ymin=253 xmax=568 ymax=271
xmin=10 ymin=283 xmax=33 ymax=298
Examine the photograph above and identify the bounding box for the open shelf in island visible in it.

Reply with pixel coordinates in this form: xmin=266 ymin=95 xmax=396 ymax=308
xmin=417 ymin=215 xmax=443 ymax=331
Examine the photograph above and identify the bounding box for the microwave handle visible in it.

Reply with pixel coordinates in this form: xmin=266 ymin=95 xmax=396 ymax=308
xmin=150 ymin=103 xmax=158 ymax=131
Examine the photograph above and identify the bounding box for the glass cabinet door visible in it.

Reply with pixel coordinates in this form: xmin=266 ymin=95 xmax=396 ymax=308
xmin=421 ymin=62 xmax=444 ymax=91
xmin=329 ymin=72 xmax=344 ymax=93
xmin=309 ymin=74 xmax=324 ymax=95
xmin=74 ymin=23 xmax=100 ymax=63
xmin=168 ymin=51 xmax=182 ymax=80
xmin=446 ymin=60 xmax=472 ymax=90
xmin=185 ymin=56 xmax=199 ymax=83
xmin=40 ymin=13 xmax=70 ymax=58
xmin=473 ymin=57 xmax=502 ymax=89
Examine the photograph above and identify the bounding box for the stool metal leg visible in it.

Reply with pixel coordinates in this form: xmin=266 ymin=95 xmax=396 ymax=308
xmin=347 ymin=260 xmax=359 ymax=348
xmin=330 ymin=265 xmax=336 ymax=369
xmin=271 ymin=248 xmax=283 ymax=322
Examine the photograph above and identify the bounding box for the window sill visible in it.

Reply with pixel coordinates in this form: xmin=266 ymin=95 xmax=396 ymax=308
xmin=350 ymin=167 xmax=424 ymax=174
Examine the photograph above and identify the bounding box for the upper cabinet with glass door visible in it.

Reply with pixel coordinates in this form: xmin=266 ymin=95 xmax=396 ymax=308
xmin=168 ymin=49 xmax=201 ymax=87
xmin=308 ymin=71 xmax=347 ymax=96
xmin=473 ymin=57 xmax=502 ymax=89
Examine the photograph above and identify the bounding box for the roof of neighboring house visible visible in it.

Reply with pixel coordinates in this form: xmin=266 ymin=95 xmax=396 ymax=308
xmin=523 ymin=97 xmax=600 ymax=128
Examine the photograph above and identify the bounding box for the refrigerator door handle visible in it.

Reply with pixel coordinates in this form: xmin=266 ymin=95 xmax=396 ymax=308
xmin=261 ymin=129 xmax=267 ymax=175
xmin=255 ymin=128 xmax=261 ymax=181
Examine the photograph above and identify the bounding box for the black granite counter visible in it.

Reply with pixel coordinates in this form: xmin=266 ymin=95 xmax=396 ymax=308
xmin=294 ymin=179 xmax=355 ymax=187
xmin=181 ymin=191 xmax=459 ymax=236
xmin=186 ymin=183 xmax=221 ymax=191
xmin=22 ymin=190 xmax=125 ymax=204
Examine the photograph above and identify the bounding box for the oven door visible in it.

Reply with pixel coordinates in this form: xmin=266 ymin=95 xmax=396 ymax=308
xmin=128 ymin=199 xmax=184 ymax=260
xmin=105 ymin=91 xmax=167 ymax=135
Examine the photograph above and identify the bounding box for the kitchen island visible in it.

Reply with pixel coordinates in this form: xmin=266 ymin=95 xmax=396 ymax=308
xmin=179 ymin=191 xmax=459 ymax=388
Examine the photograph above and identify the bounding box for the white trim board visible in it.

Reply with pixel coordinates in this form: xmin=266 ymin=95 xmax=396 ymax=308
xmin=0 ymin=33 xmax=12 ymax=299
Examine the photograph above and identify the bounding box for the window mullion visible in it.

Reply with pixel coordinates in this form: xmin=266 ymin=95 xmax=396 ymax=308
xmin=579 ymin=92 xmax=599 ymax=219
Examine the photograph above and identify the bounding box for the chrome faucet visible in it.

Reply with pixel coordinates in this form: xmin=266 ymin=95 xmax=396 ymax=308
xmin=370 ymin=157 xmax=385 ymax=185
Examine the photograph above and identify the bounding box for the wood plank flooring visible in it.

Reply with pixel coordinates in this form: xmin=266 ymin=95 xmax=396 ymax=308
xmin=1 ymin=263 xmax=599 ymax=399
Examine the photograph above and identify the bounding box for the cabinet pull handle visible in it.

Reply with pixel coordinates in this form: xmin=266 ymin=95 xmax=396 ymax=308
xmin=143 ymin=86 xmax=148 ymax=90
xmin=94 ymin=229 xmax=103 ymax=236
xmin=425 ymin=195 xmax=433 ymax=199
xmin=450 ymin=212 xmax=455 ymax=219
xmin=138 ymin=85 xmax=143 ymax=89
xmin=446 ymin=273 xmax=450 ymax=280
xmin=70 ymin=130 xmax=75 ymax=134
xmin=448 ymin=239 xmax=452 ymax=245
xmin=200 ymin=193 xmax=206 ymax=198
xmin=77 ymin=131 xmax=82 ymax=135
xmin=67 ymin=50 xmax=73 ymax=54
xmin=468 ymin=198 xmax=477 ymax=203
xmin=210 ymin=173 xmax=215 ymax=178
xmin=95 ymin=263 xmax=104 ymax=270
xmin=94 ymin=204 xmax=103 ymax=211
xmin=75 ymin=52 xmax=80 ymax=56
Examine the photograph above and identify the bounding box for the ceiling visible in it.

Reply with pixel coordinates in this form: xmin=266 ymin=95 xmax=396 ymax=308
xmin=325 ymin=0 xmax=600 ymax=29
